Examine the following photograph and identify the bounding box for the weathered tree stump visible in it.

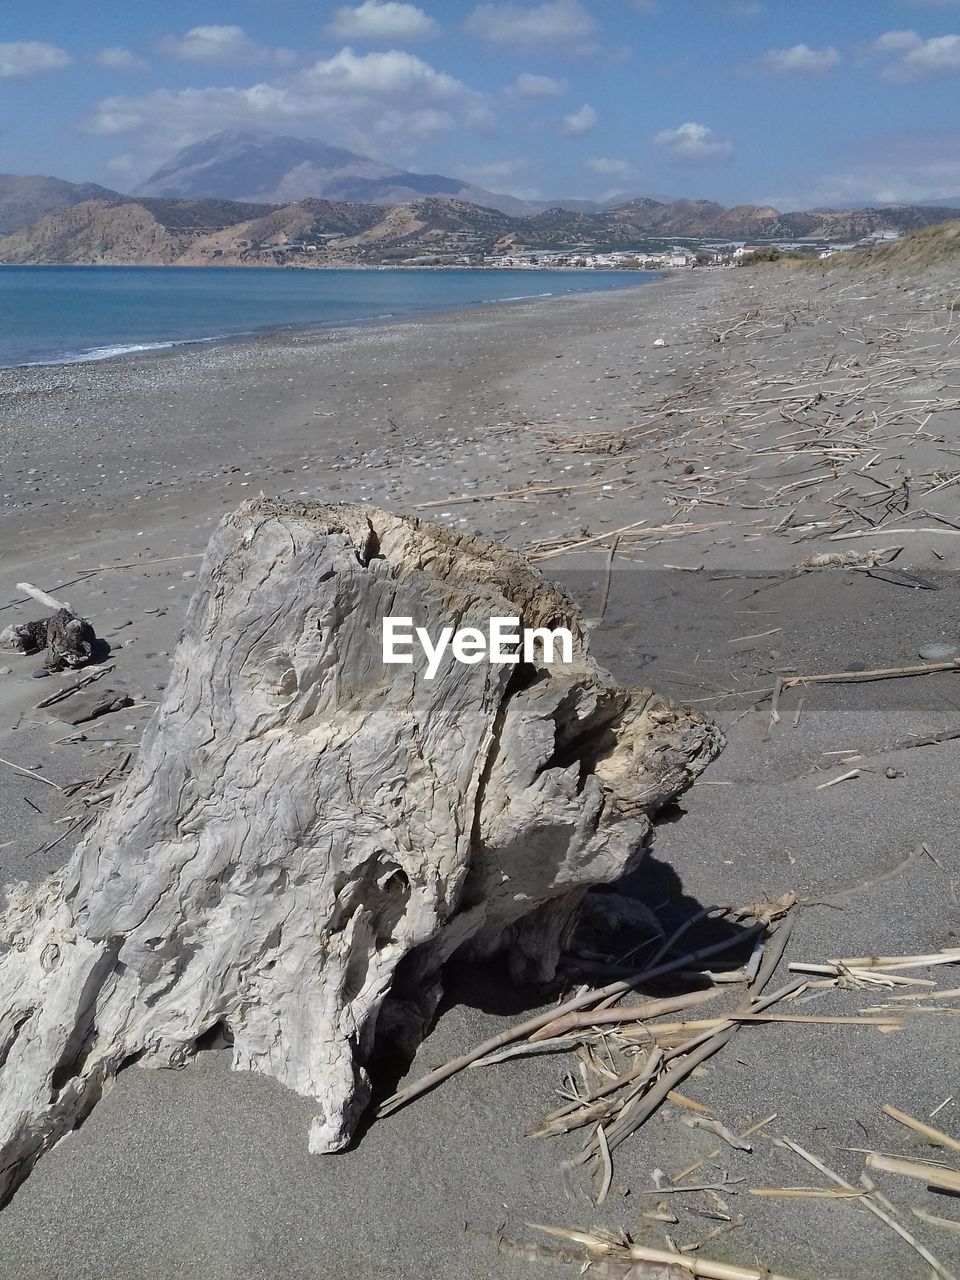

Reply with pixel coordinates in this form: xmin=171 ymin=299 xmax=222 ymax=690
xmin=0 ymin=499 xmax=722 ymax=1202
xmin=0 ymin=607 xmax=96 ymax=671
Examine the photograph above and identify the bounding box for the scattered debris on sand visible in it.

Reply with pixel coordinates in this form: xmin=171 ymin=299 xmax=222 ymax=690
xmin=0 ymin=582 xmax=99 ymax=673
xmin=447 ymin=893 xmax=960 ymax=1278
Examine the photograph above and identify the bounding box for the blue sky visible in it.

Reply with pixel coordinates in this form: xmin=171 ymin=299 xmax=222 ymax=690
xmin=2 ymin=0 xmax=960 ymax=208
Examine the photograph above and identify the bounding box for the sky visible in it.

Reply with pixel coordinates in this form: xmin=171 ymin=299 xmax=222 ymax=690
xmin=2 ymin=0 xmax=960 ymax=209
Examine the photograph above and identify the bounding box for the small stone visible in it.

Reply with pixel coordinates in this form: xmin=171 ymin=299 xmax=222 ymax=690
xmin=182 ymin=571 xmax=196 ymax=579
xmin=844 ymin=660 xmax=866 ymax=672
xmin=884 ymin=766 xmax=901 ymax=780
xmin=653 ymin=338 xmax=667 ymax=347
xmin=918 ymin=642 xmax=959 ymax=661
xmin=0 ymin=666 xmax=12 ymax=676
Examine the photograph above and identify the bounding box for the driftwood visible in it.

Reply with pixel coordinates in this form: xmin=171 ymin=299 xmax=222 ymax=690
xmin=0 ymin=582 xmax=97 ymax=672
xmin=0 ymin=499 xmax=722 ymax=1203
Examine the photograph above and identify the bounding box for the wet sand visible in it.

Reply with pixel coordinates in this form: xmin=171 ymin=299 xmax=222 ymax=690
xmin=1 ymin=266 xmax=959 ymax=1279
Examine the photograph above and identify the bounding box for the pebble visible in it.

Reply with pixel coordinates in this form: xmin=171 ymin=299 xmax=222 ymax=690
xmin=844 ymin=660 xmax=866 ymax=672
xmin=0 ymin=666 xmax=11 ymax=676
xmin=918 ymin=642 xmax=959 ymax=661
xmin=884 ymin=766 xmax=902 ymax=779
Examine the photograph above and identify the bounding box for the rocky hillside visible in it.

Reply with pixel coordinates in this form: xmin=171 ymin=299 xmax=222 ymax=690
xmin=1 ymin=190 xmax=958 ymax=267
xmin=597 ymin=199 xmax=950 ymax=242
xmin=0 ymin=174 xmax=121 ymax=235
xmin=137 ymin=197 xmax=278 ymax=230
xmin=0 ymin=200 xmax=179 ymax=265
xmin=0 ymin=195 xmax=508 ymax=265
xmin=0 ymin=196 xmax=292 ymax=265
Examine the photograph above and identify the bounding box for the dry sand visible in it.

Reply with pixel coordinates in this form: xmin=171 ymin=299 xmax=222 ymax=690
xmin=1 ymin=265 xmax=959 ymax=1279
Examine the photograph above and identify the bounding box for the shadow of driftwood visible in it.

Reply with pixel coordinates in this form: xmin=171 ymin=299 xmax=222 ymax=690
xmin=358 ymin=846 xmax=756 ymax=1144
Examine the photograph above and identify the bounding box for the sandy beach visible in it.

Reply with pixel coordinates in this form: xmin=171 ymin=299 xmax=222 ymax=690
xmin=2 ymin=263 xmax=959 ymax=1280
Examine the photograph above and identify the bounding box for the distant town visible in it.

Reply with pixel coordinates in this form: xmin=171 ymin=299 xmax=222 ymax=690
xmin=403 ymin=228 xmax=906 ymax=270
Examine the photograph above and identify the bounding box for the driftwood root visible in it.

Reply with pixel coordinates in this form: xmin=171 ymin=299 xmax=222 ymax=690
xmin=0 ymin=499 xmax=722 ymax=1202
xmin=0 ymin=608 xmax=97 ymax=671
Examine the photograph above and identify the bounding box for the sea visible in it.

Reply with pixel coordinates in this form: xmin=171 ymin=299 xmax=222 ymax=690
xmin=0 ymin=265 xmax=658 ymax=370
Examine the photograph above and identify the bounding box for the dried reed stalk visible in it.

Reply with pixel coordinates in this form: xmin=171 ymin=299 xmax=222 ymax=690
xmin=882 ymin=1104 xmax=960 ymax=1155
xmin=527 ymin=1223 xmax=801 ymax=1280
xmin=779 ymin=1139 xmax=957 ymax=1280
xmin=866 ymin=1152 xmax=960 ymax=1195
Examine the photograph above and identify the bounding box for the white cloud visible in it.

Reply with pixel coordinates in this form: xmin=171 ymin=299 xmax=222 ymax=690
xmin=464 ymin=0 xmax=594 ymax=46
xmin=586 ymin=156 xmax=633 ymax=178
xmin=456 ymin=157 xmax=541 ymax=198
xmin=868 ymin=29 xmax=960 ymax=79
xmin=157 ymin=25 xmax=293 ymax=67
xmin=87 ymin=48 xmax=487 ymax=179
xmin=757 ymin=43 xmax=840 ymax=76
xmin=872 ymin=30 xmax=924 ymax=52
xmin=327 ymin=2 xmax=439 ymax=41
xmin=455 ymin=157 xmax=545 ymax=197
xmin=810 ymin=131 xmax=960 ymax=206
xmin=91 ymin=46 xmax=149 ymax=73
xmin=457 ymin=157 xmax=528 ymax=183
xmin=652 ymin=121 xmax=733 ymax=161
xmin=0 ymin=41 xmax=71 ymax=79
xmin=509 ymin=71 xmax=565 ymax=96
xmin=812 ymin=165 xmax=960 ymax=205
xmin=562 ymin=103 xmax=597 ymax=135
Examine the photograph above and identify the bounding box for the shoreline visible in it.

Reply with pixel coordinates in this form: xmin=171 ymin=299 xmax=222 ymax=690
xmin=0 ymin=265 xmax=663 ymax=372
xmin=0 ymin=261 xmax=667 ymax=270
xmin=2 ymin=261 xmax=960 ymax=1280
xmin=0 ymin=269 xmax=686 ymax=568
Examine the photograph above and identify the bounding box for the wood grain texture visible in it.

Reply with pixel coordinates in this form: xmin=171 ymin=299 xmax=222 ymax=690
xmin=0 ymin=499 xmax=722 ymax=1202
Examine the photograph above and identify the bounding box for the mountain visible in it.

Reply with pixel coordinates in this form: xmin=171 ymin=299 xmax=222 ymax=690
xmin=131 ymin=129 xmax=543 ymax=216
xmin=0 ymin=195 xmax=514 ymax=266
xmin=0 ymin=174 xmax=122 ymax=235
xmin=2 ymin=190 xmax=958 ymax=267
xmin=0 ymin=196 xmax=369 ymax=266
xmin=510 ymin=200 xmax=956 ymax=247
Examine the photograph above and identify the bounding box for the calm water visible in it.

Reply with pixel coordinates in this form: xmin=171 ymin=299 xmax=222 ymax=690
xmin=0 ymin=265 xmax=657 ymax=369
